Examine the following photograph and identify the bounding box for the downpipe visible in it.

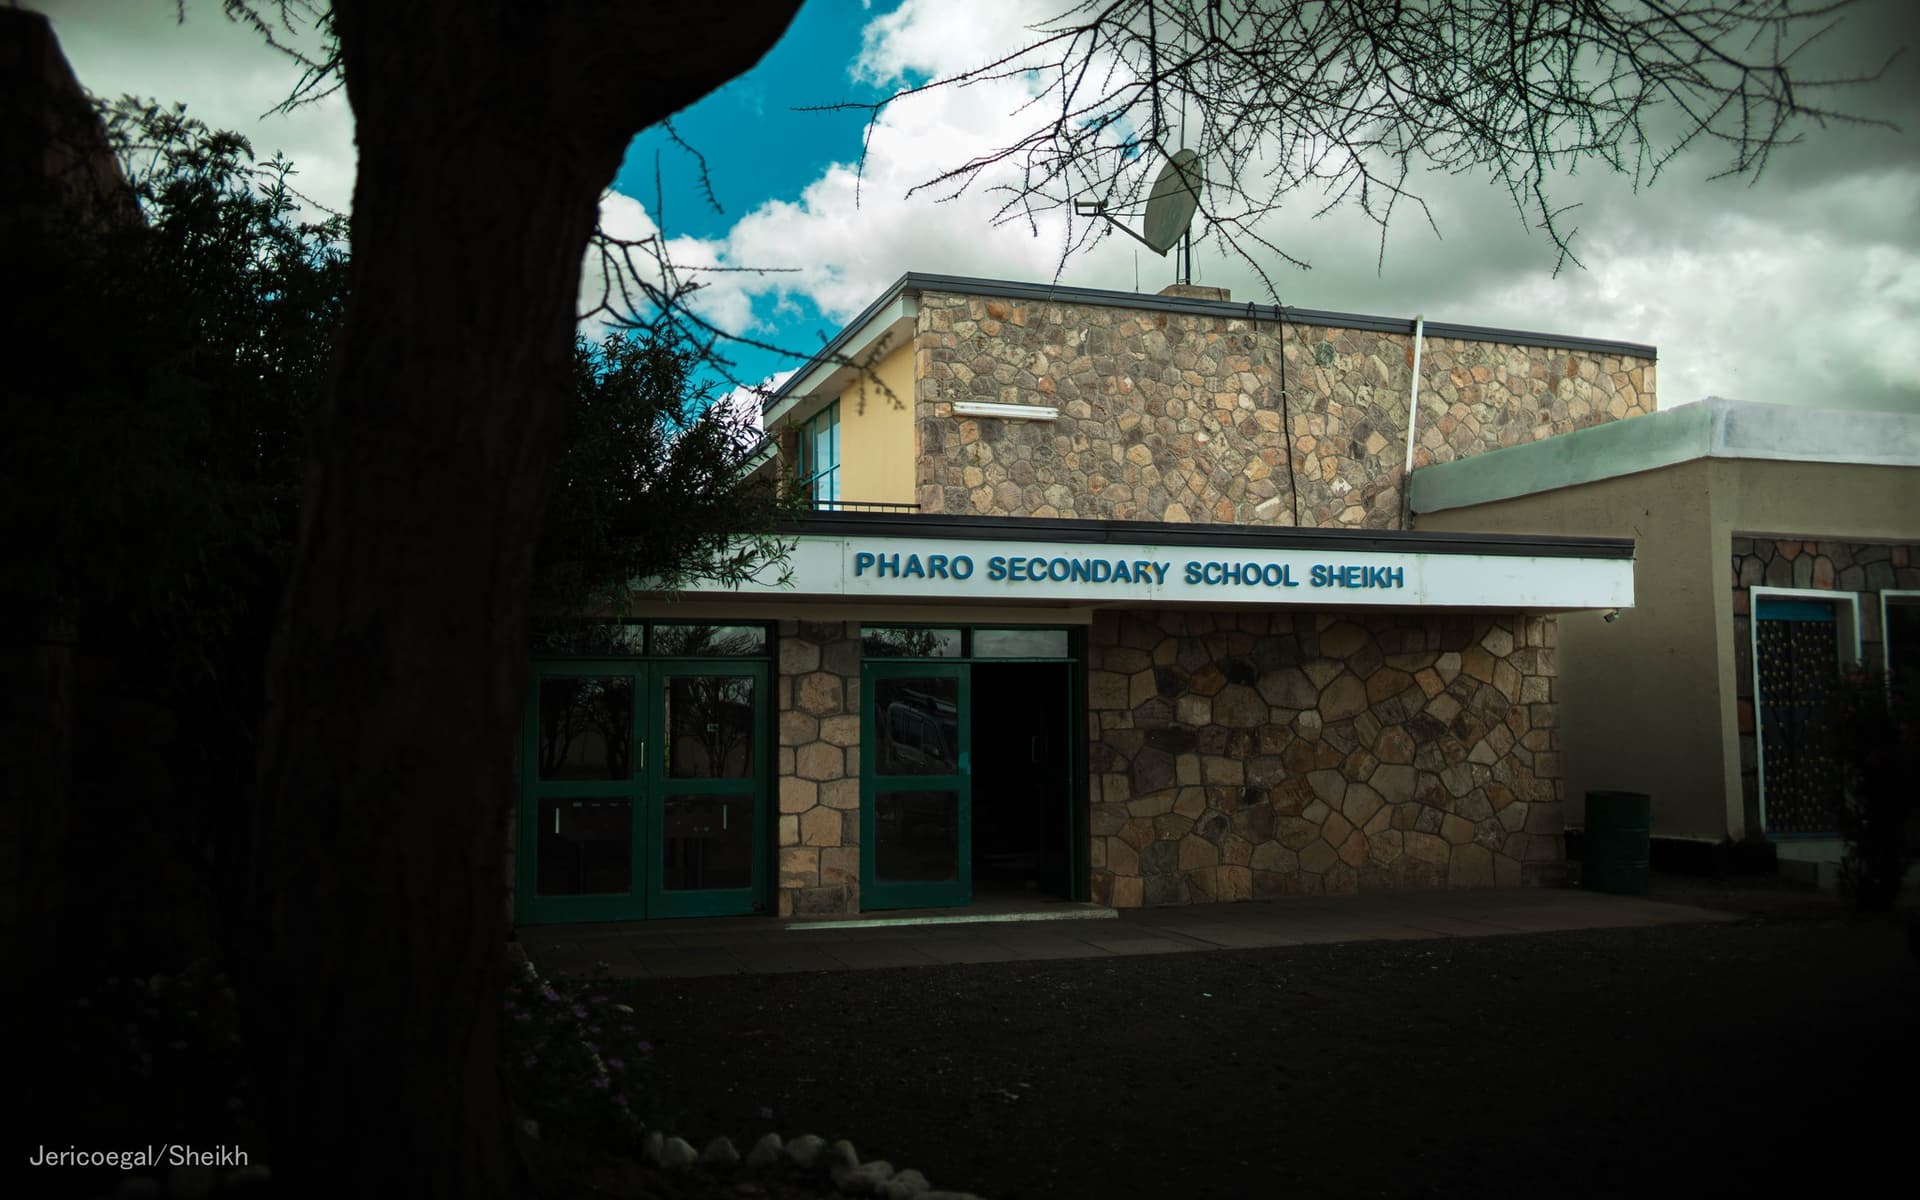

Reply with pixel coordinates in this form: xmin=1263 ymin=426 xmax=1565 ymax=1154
xmin=1401 ymin=315 xmax=1426 ymax=529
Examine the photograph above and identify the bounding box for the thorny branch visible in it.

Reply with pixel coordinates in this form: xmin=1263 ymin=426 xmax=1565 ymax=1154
xmin=220 ymin=1 xmax=1895 ymax=366
xmin=825 ymin=0 xmax=1897 ymax=289
xmin=219 ymin=0 xmax=899 ymax=415
xmin=578 ymin=205 xmax=903 ymax=417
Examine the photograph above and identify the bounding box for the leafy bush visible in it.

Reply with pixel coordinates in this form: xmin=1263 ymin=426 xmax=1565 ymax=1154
xmin=1833 ymin=666 xmax=1918 ymax=911
xmin=501 ymin=960 xmax=678 ymax=1150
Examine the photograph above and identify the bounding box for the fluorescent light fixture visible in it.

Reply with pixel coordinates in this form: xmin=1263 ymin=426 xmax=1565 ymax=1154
xmin=951 ymin=401 xmax=1059 ymax=421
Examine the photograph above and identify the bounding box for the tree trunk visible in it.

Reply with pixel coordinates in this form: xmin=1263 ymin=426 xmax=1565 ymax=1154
xmin=252 ymin=4 xmax=798 ymax=1194
xmin=4 ymin=621 xmax=74 ymax=1002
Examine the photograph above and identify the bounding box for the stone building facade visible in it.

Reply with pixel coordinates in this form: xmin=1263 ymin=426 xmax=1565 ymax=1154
xmin=1087 ymin=609 xmax=1563 ymax=907
xmin=747 ymin=604 xmax=1571 ymax=918
xmin=774 ymin=620 xmax=865 ymax=917
xmin=910 ymin=285 xmax=1654 ymax=528
xmin=513 ymin=274 xmax=1650 ymax=927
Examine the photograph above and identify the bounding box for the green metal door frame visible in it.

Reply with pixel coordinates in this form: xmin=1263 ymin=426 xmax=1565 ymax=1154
xmin=517 ymin=658 xmax=769 ymax=925
xmin=644 ymin=660 xmax=769 ymax=919
xmin=860 ymin=660 xmax=972 ymax=910
xmin=1068 ymin=626 xmax=1089 ymax=903
xmin=518 ymin=660 xmax=648 ymax=925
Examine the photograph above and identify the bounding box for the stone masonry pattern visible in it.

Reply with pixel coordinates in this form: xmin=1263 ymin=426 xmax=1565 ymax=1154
xmin=775 ymin=620 xmax=862 ymax=917
xmin=1730 ymin=538 xmax=1919 ymax=836
xmin=913 ymin=289 xmax=1655 ymax=528
xmin=1087 ymin=610 xmax=1564 ymax=907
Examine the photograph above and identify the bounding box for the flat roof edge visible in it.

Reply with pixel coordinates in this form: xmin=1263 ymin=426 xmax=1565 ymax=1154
xmin=1412 ymin=397 xmax=1920 ymax=512
xmin=899 ymin=273 xmax=1659 ymax=360
xmin=1412 ymin=404 xmax=1715 ymax=513
xmin=765 ymin=271 xmax=1659 ymax=408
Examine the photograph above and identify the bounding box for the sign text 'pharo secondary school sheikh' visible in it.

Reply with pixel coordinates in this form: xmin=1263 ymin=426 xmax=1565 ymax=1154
xmin=852 ymin=549 xmax=1406 ymax=590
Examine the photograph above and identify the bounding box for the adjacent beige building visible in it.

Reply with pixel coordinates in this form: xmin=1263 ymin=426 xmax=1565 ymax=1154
xmin=1413 ymin=397 xmax=1920 ymax=877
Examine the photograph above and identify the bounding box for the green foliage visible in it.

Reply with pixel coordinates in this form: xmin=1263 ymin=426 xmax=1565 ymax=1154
xmin=537 ymin=332 xmax=802 ymax=613
xmin=1833 ymin=665 xmax=1919 ymax=912
xmin=502 ymin=961 xmax=678 ymax=1148
xmin=3 ymin=99 xmax=349 ymax=953
xmin=12 ymin=98 xmax=792 ymax=660
xmin=5 ymin=99 xmax=344 ymax=645
xmin=4 ymin=97 xmax=791 ymax=968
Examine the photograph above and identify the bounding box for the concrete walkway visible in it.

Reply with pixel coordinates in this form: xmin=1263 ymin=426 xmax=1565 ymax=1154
xmin=516 ymin=887 xmax=1740 ymax=979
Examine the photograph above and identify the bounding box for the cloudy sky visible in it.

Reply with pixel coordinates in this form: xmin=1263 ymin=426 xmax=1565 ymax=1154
xmin=33 ymin=0 xmax=1920 ymax=415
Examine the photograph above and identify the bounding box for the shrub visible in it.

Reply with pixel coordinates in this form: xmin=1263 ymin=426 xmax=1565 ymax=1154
xmin=501 ymin=960 xmax=678 ymax=1150
xmin=1833 ymin=666 xmax=1918 ymax=911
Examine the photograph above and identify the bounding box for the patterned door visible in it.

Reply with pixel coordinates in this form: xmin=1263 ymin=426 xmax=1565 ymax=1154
xmin=1755 ymin=600 xmax=1841 ymax=834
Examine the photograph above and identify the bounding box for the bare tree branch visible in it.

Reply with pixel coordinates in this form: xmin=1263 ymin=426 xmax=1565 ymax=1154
xmin=827 ymin=0 xmax=1899 ymax=286
xmin=579 ymin=196 xmax=905 ymax=416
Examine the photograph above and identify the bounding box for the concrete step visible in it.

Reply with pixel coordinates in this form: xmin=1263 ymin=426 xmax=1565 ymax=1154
xmin=1777 ymin=856 xmax=1840 ymax=890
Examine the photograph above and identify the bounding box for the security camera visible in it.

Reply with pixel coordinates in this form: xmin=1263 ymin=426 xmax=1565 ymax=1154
xmin=1601 ymin=609 xmax=1621 ymax=623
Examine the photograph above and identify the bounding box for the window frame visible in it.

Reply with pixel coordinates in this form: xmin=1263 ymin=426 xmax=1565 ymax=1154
xmin=797 ymin=401 xmax=841 ymax=506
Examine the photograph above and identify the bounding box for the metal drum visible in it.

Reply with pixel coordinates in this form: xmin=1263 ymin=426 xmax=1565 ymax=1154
xmin=1583 ymin=791 xmax=1651 ymax=895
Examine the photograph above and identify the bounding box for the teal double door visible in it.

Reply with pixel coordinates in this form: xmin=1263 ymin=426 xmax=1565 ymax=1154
xmin=518 ymin=659 xmax=768 ymax=923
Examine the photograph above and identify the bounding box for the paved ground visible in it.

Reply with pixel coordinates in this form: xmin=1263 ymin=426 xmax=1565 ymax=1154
xmin=516 ymin=886 xmax=1740 ymax=979
xmin=597 ymin=888 xmax=1917 ymax=1200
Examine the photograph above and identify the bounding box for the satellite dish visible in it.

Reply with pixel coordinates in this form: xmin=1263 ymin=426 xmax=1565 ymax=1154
xmin=1072 ymin=149 xmax=1206 ymax=282
xmin=1142 ymin=149 xmax=1203 ymax=256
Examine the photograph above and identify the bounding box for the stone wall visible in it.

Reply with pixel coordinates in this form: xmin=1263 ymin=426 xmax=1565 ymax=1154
xmin=1730 ymin=538 xmax=1919 ymax=835
xmin=1086 ymin=610 xmax=1564 ymax=906
xmin=775 ymin=620 xmax=863 ymax=917
xmin=913 ymin=289 xmax=1654 ymax=529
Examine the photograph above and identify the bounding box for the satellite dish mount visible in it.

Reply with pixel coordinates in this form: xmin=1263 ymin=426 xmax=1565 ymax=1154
xmin=1075 ymin=149 xmax=1204 ymax=286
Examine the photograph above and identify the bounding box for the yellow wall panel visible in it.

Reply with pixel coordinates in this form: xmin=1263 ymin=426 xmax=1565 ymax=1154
xmin=834 ymin=340 xmax=915 ymax=506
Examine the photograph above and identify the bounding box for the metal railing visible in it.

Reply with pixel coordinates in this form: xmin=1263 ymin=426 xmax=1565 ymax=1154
xmin=806 ymin=499 xmax=920 ymax=513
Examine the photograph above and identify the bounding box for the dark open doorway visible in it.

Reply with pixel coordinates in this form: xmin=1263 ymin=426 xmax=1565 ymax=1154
xmin=969 ymin=661 xmax=1074 ymax=900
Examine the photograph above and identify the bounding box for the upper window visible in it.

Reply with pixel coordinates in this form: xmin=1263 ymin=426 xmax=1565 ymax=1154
xmin=797 ymin=402 xmax=841 ymax=506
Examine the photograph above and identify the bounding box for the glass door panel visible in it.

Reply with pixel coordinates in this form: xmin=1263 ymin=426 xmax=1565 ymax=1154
xmin=520 ymin=662 xmax=646 ymax=924
xmin=873 ymin=789 xmax=960 ymax=884
xmin=646 ymin=665 xmax=766 ymax=918
xmin=535 ymin=676 xmax=635 ymax=780
xmin=535 ymin=796 xmax=634 ymax=896
xmin=661 ymin=794 xmax=755 ymax=892
xmin=663 ymin=674 xmax=757 ymax=777
xmin=861 ymin=663 xmax=971 ymax=910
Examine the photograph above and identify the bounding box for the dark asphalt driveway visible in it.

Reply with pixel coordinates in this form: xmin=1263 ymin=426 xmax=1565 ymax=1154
xmin=623 ymin=911 xmax=1919 ymax=1199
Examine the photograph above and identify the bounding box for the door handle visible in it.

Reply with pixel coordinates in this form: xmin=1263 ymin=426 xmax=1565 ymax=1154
xmin=638 ymin=740 xmax=646 ymax=770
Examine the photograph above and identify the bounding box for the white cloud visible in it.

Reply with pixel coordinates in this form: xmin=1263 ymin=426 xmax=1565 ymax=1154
xmin=39 ymin=0 xmax=1918 ymax=415
xmin=854 ymin=0 xmax=1040 ymax=84
xmin=622 ymin=0 xmax=1920 ymax=415
xmin=32 ymin=0 xmax=356 ymax=221
xmin=715 ymin=370 xmax=793 ymax=438
xmin=595 ymin=0 xmax=1127 ymax=350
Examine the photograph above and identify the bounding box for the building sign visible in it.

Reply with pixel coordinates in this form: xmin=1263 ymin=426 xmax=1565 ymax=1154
xmin=703 ymin=534 xmax=1632 ymax=611
xmin=851 ymin=550 xmax=1407 ymax=591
